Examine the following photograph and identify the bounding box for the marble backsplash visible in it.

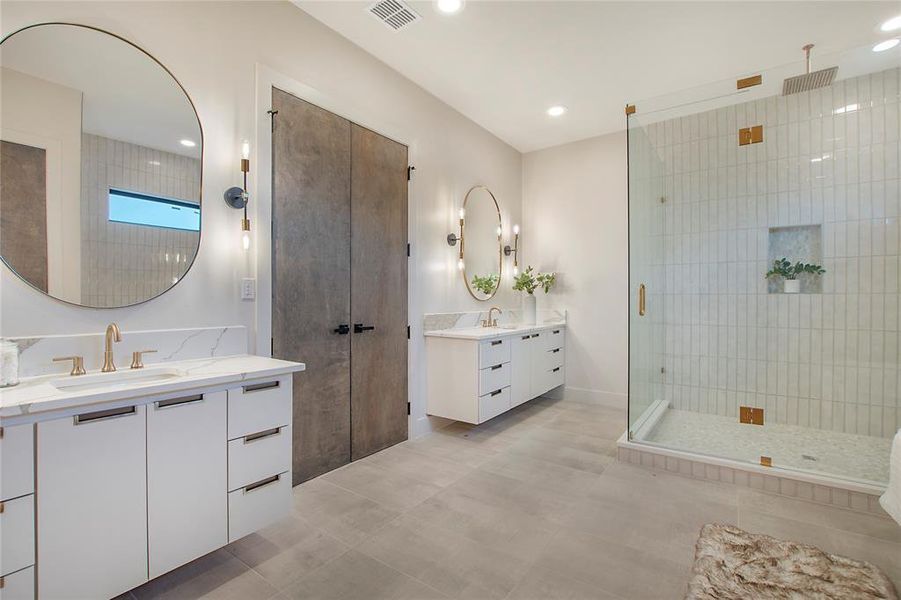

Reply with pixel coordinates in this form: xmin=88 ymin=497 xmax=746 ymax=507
xmin=6 ymin=325 xmax=247 ymax=378
xmin=423 ymin=308 xmax=566 ymax=332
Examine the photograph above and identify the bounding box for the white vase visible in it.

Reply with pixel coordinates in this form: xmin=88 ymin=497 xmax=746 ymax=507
xmin=522 ymin=294 xmax=537 ymax=325
xmin=784 ymin=279 xmax=800 ymax=294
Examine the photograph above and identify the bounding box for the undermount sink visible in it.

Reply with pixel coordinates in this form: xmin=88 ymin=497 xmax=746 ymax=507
xmin=51 ymin=367 xmax=185 ymax=392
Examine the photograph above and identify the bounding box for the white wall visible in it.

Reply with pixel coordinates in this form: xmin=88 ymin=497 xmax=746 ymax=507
xmin=0 ymin=1 xmax=522 ymax=433
xmin=522 ymin=132 xmax=628 ymax=407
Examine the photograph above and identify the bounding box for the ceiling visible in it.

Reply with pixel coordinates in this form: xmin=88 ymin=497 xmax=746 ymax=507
xmin=297 ymin=1 xmax=900 ymax=152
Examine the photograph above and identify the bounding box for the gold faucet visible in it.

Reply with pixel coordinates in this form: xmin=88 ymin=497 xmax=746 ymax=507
xmin=482 ymin=306 xmax=502 ymax=328
xmin=102 ymin=323 xmax=122 ymax=373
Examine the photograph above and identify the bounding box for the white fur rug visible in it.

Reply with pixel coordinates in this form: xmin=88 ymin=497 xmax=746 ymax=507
xmin=685 ymin=524 xmax=898 ymax=600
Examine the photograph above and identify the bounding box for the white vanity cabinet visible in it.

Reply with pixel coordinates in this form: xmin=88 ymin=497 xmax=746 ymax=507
xmin=426 ymin=324 xmax=565 ymax=424
xmin=0 ymin=360 xmax=300 ymax=600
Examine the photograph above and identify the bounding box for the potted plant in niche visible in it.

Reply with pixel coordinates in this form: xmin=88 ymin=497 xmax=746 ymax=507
xmin=513 ymin=266 xmax=557 ymax=325
xmin=765 ymin=258 xmax=825 ymax=293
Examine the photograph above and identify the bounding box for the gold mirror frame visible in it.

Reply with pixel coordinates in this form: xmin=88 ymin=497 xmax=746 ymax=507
xmin=461 ymin=185 xmax=503 ymax=301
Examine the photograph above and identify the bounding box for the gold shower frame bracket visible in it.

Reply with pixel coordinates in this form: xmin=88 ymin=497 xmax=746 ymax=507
xmin=738 ymin=125 xmax=763 ymax=146
xmin=737 ymin=74 xmax=762 ymax=90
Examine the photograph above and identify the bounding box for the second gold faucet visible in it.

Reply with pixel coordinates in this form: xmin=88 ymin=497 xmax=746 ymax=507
xmin=102 ymin=323 xmax=122 ymax=372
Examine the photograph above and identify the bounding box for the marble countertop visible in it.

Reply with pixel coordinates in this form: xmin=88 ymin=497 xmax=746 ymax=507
xmin=424 ymin=321 xmax=566 ymax=341
xmin=0 ymin=354 xmax=305 ymax=421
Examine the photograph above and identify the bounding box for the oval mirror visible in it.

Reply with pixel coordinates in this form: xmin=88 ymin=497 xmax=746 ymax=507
xmin=462 ymin=186 xmax=502 ymax=301
xmin=0 ymin=24 xmax=202 ymax=308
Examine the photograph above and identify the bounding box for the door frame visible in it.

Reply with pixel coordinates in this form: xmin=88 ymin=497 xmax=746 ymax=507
xmin=252 ymin=63 xmax=416 ymax=438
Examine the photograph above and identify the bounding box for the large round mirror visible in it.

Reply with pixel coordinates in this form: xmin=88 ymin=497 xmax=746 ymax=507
xmin=0 ymin=24 xmax=202 ymax=308
xmin=462 ymin=186 xmax=502 ymax=301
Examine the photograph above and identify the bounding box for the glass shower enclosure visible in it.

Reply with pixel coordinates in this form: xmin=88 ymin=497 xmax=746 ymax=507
xmin=627 ymin=42 xmax=900 ymax=489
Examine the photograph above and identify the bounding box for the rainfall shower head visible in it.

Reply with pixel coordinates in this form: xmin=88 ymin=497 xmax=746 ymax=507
xmin=782 ymin=44 xmax=837 ymax=95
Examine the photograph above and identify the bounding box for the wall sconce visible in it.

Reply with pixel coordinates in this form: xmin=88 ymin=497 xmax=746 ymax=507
xmin=447 ymin=208 xmax=465 ymax=270
xmin=504 ymin=224 xmax=520 ymax=275
xmin=224 ymin=141 xmax=251 ymax=250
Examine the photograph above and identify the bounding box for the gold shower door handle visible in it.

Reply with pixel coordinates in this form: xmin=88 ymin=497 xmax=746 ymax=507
xmin=638 ymin=284 xmax=646 ymax=316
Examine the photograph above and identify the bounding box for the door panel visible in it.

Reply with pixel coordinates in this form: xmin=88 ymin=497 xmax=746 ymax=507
xmin=350 ymin=124 xmax=408 ymax=460
xmin=272 ymin=88 xmax=352 ymax=484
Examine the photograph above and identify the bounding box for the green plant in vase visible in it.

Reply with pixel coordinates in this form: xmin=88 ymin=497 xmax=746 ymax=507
xmin=513 ymin=266 xmax=556 ymax=324
xmin=470 ymin=273 xmax=500 ymax=296
xmin=765 ymin=258 xmax=825 ymax=294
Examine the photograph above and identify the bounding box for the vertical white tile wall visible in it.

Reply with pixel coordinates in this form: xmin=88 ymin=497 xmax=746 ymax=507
xmin=637 ymin=67 xmax=900 ymax=439
xmin=80 ymin=134 xmax=201 ymax=307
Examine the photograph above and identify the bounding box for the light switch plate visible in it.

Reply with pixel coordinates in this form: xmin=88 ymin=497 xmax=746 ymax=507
xmin=241 ymin=278 xmax=256 ymax=300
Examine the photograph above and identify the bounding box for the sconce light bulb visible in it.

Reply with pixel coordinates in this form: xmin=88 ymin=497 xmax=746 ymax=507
xmin=242 ymin=231 xmax=251 ymax=251
xmin=513 ymin=265 xmax=519 ymax=276
xmin=242 ymin=141 xmax=250 ymax=160
xmin=513 ymin=224 xmax=520 ymax=235
xmin=458 ymin=208 xmax=465 ymax=220
xmin=496 ymin=226 xmax=502 ymax=237
xmin=457 ymin=258 xmax=465 ymax=271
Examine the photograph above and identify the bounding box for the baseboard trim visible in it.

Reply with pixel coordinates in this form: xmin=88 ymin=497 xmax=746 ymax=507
xmin=548 ymin=386 xmax=626 ymax=409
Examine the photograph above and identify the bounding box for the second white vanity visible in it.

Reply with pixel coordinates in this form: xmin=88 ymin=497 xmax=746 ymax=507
xmin=426 ymin=323 xmax=565 ymax=423
xmin=0 ymin=354 xmax=304 ymax=600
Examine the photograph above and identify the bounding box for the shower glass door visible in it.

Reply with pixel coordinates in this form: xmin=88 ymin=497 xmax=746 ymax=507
xmin=626 ymin=42 xmax=899 ymax=488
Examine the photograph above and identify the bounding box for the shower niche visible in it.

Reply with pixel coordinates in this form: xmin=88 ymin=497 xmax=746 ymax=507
xmin=766 ymin=224 xmax=823 ymax=294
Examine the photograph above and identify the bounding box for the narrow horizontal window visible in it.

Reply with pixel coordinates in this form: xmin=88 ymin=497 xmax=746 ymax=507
xmin=108 ymin=188 xmax=199 ymax=232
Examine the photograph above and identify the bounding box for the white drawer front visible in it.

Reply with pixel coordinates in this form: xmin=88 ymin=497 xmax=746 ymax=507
xmin=479 ymin=338 xmax=511 ymax=369
xmin=228 ymin=426 xmax=291 ymax=492
xmin=479 ymin=362 xmax=512 ymax=396
xmin=0 ymin=425 xmax=33 ymax=501
xmin=0 ymin=495 xmax=33 ymax=577
xmin=544 ymin=366 xmax=565 ymax=394
xmin=543 ymin=328 xmax=565 ymax=351
xmin=227 ymin=376 xmax=292 ymax=440
xmin=0 ymin=565 xmax=34 ymax=600
xmin=538 ymin=347 xmax=565 ymax=372
xmin=478 ymin=387 xmax=511 ymax=423
xmin=228 ymin=472 xmax=291 ymax=543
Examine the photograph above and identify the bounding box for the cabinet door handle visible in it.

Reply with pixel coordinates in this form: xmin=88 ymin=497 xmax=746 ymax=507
xmin=243 ymin=380 xmax=279 ymax=393
xmin=552 ymin=367 xmax=561 ymax=373
xmin=552 ymin=348 xmax=561 ymax=353
xmin=243 ymin=427 xmax=281 ymax=444
xmin=244 ymin=474 xmax=281 ymax=493
xmin=354 ymin=323 xmax=375 ymax=333
xmin=639 ymin=283 xmax=646 ymax=316
xmin=490 ymin=364 xmax=503 ymax=371
xmin=155 ymin=394 xmax=203 ymax=409
xmin=74 ymin=405 xmax=137 ymax=425
xmin=490 ymin=389 xmax=503 ymax=397
xmin=333 ymin=324 xmax=350 ymax=335
xmin=490 ymin=340 xmax=503 ymax=346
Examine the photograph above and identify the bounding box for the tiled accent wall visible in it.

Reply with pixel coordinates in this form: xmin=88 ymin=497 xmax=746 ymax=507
xmin=637 ymin=67 xmax=900 ymax=438
xmin=80 ymin=134 xmax=200 ymax=307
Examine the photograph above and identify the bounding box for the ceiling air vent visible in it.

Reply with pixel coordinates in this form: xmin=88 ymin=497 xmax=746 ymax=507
xmin=368 ymin=0 xmax=421 ymax=32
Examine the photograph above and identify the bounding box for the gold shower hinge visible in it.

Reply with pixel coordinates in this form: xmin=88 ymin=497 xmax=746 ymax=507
xmin=760 ymin=456 xmax=773 ymax=467
xmin=737 ymin=74 xmax=762 ymax=90
xmin=738 ymin=125 xmax=763 ymax=146
xmin=740 ymin=406 xmax=764 ymax=425
xmin=625 ymin=104 xmax=636 ymax=116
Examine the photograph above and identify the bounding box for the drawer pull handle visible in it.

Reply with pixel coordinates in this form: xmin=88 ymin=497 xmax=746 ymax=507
xmin=75 ymin=405 xmax=136 ymax=425
xmin=552 ymin=330 xmax=561 ymax=334
xmin=552 ymin=367 xmax=561 ymax=373
xmin=552 ymin=348 xmax=561 ymax=353
xmin=521 ymin=335 xmax=530 ymax=340
xmin=490 ymin=389 xmax=503 ymax=397
xmin=244 ymin=427 xmax=281 ymax=444
xmin=244 ymin=474 xmax=280 ymax=493
xmin=490 ymin=364 xmax=503 ymax=371
xmin=243 ymin=380 xmax=279 ymax=393
xmin=155 ymin=394 xmax=204 ymax=409
xmin=530 ymin=334 xmax=539 ymax=338
xmin=490 ymin=340 xmax=503 ymax=346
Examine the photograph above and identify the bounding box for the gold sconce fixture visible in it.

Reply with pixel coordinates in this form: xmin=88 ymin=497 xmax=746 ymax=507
xmin=504 ymin=224 xmax=520 ymax=275
xmin=447 ymin=207 xmax=465 ymax=270
xmin=224 ymin=141 xmax=251 ymax=250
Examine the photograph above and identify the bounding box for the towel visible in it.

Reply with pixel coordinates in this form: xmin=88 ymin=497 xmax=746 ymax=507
xmin=881 ymin=428 xmax=901 ymax=526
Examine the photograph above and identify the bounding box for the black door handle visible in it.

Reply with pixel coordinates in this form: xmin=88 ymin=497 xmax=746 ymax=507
xmin=334 ymin=324 xmax=350 ymax=335
xmin=353 ymin=323 xmax=375 ymax=333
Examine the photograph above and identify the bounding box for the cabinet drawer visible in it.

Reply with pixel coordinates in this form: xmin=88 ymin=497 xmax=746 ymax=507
xmin=0 ymin=425 xmax=33 ymax=501
xmin=538 ymin=347 xmax=565 ymax=371
xmin=478 ymin=386 xmax=511 ymax=423
xmin=544 ymin=366 xmax=565 ymax=393
xmin=0 ymin=495 xmax=33 ymax=577
xmin=227 ymin=376 xmax=291 ymax=440
xmin=543 ymin=328 xmax=565 ymax=351
xmin=228 ymin=426 xmax=291 ymax=491
xmin=0 ymin=566 xmax=34 ymax=600
xmin=479 ymin=338 xmax=511 ymax=369
xmin=228 ymin=471 xmax=291 ymax=542
xmin=479 ymin=362 xmax=512 ymax=396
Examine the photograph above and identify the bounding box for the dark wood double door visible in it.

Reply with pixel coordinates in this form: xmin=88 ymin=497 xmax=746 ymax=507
xmin=271 ymin=88 xmax=409 ymax=484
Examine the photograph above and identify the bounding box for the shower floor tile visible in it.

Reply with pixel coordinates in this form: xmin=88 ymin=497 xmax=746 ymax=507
xmin=643 ymin=408 xmax=891 ymax=485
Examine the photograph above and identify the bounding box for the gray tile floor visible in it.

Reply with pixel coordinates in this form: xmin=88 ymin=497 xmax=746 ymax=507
xmin=128 ymin=395 xmax=901 ymax=600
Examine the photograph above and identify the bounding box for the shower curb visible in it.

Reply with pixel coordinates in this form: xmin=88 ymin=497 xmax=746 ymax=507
xmin=616 ymin=433 xmax=889 ymax=518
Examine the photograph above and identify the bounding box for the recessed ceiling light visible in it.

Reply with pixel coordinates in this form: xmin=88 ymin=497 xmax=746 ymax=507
xmin=881 ymin=15 xmax=901 ymax=32
xmin=546 ymin=105 xmax=567 ymax=117
xmin=179 ymin=139 xmax=196 ymax=147
xmin=873 ymin=38 xmax=900 ymax=52
xmin=436 ymin=0 xmax=463 ymax=14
